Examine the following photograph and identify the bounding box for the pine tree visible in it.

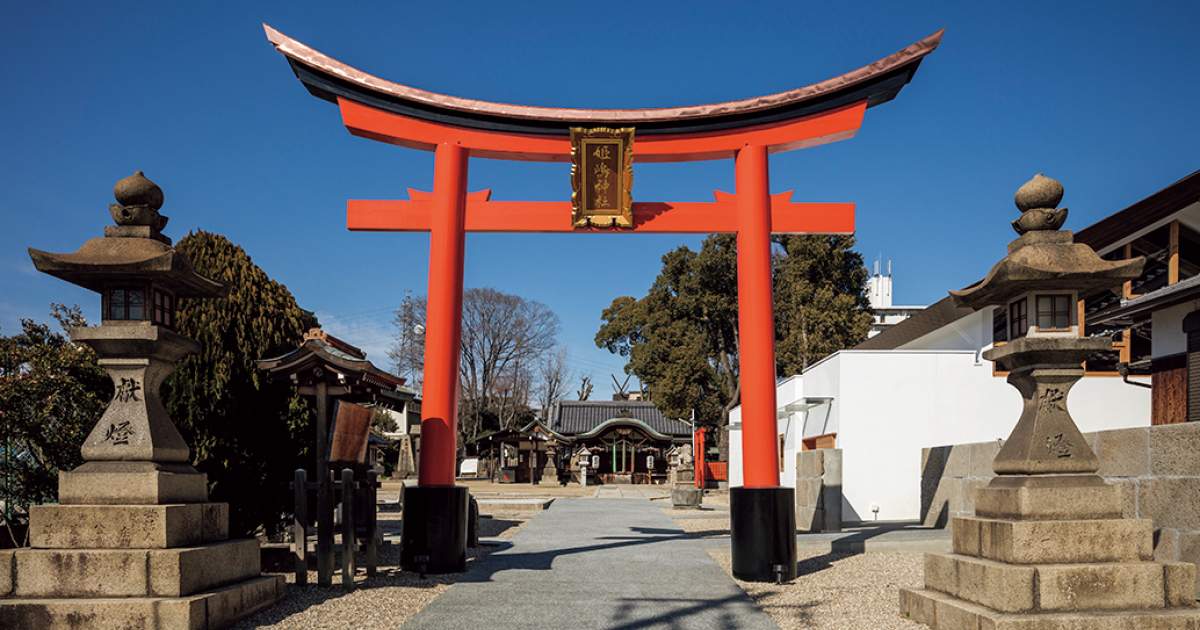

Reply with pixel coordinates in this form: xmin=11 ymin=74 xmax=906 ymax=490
xmin=164 ymin=231 xmax=316 ymax=538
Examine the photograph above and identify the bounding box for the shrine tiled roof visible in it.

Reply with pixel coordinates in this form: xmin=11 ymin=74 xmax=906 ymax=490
xmin=547 ymin=401 xmax=692 ymax=437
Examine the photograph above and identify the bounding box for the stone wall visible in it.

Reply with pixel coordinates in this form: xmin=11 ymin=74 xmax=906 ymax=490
xmin=796 ymin=449 xmax=842 ymax=532
xmin=922 ymin=421 xmax=1200 ymax=598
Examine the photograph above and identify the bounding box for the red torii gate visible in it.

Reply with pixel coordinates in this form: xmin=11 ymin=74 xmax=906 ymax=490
xmin=267 ymin=25 xmax=941 ymax=580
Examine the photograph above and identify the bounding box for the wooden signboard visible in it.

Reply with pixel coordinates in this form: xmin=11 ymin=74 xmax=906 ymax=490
xmin=328 ymin=400 xmax=373 ymax=464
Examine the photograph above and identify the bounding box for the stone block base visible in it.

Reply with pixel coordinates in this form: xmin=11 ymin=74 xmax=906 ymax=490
xmin=952 ymin=515 xmax=1154 ymax=564
xmin=900 ymin=587 xmax=1200 ymax=630
xmin=29 ymin=503 xmax=227 ymax=549
xmin=975 ymin=475 xmax=1123 ymax=521
xmin=59 ymin=462 xmax=208 ymax=505
xmin=13 ymin=539 xmax=261 ymax=598
xmin=671 ymin=487 xmax=702 ymax=507
xmin=923 ymin=552 xmax=1184 ymax=613
xmin=0 ymin=574 xmax=285 ymax=630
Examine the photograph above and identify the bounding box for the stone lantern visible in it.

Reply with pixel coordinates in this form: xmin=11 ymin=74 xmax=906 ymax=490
xmin=2 ymin=172 xmax=284 ymax=630
xmin=900 ymin=175 xmax=1200 ymax=628
xmin=28 ymin=171 xmax=227 ymax=483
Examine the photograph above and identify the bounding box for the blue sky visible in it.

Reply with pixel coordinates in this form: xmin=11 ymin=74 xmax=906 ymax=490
xmin=3 ymin=1 xmax=1199 ymax=400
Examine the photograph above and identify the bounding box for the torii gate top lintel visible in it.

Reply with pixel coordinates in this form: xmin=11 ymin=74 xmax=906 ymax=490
xmin=265 ymin=24 xmax=942 ymax=163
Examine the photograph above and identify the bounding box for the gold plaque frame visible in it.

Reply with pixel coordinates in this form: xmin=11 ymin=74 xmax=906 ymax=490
xmin=570 ymin=127 xmax=634 ymax=228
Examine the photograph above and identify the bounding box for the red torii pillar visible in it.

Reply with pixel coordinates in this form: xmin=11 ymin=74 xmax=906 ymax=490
xmin=265 ymin=24 xmax=941 ymax=579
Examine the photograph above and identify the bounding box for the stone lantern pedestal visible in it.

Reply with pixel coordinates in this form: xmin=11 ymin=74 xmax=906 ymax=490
xmin=900 ymin=175 xmax=1200 ymax=628
xmin=0 ymin=173 xmax=284 ymax=630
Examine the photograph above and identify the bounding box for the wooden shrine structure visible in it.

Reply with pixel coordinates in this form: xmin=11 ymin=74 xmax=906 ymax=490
xmin=266 ymin=25 xmax=941 ymax=580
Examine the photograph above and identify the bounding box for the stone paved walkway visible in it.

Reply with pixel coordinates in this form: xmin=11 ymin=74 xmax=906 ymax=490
xmin=401 ymin=497 xmax=780 ymax=630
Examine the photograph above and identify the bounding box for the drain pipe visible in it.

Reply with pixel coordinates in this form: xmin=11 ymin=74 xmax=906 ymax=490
xmin=1116 ymin=362 xmax=1152 ymax=390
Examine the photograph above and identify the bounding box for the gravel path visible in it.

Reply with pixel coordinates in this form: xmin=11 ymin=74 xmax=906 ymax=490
xmin=708 ymin=550 xmax=926 ymax=630
xmin=229 ymin=497 xmax=928 ymax=630
xmin=229 ymin=516 xmax=527 ymax=630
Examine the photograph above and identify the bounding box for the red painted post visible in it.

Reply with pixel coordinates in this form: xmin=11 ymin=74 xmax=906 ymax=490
xmin=419 ymin=143 xmax=468 ymax=487
xmin=735 ymin=144 xmax=780 ymax=489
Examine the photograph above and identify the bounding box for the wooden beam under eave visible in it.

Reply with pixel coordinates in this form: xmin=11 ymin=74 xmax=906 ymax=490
xmin=1170 ymin=219 xmax=1180 ymax=284
xmin=1123 ymin=242 xmax=1137 ymax=299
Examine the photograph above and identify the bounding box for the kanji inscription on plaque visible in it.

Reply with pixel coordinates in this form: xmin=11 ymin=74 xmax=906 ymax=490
xmin=570 ymin=127 xmax=634 ymax=228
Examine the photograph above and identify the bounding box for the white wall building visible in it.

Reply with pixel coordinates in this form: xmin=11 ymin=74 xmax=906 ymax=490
xmin=728 ymin=299 xmax=1152 ymax=523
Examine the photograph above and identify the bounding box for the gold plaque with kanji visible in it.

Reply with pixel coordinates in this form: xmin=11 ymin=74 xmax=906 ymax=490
xmin=571 ymin=127 xmax=634 ymax=228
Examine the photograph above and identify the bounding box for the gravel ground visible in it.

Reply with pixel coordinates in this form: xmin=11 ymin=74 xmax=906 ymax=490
xmin=229 ymin=516 xmax=528 ymax=630
xmin=671 ymin=511 xmax=926 ymax=629
xmin=229 ymin=503 xmax=926 ymax=630
xmin=708 ymin=550 xmax=926 ymax=630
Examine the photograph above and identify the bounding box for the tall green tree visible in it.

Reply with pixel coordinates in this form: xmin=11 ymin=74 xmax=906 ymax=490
xmin=596 ymin=235 xmax=740 ymax=428
xmin=773 ymin=235 xmax=873 ymax=374
xmin=596 ymin=234 xmax=872 ymax=431
xmin=0 ymin=305 xmax=110 ymax=542
xmin=164 ymin=231 xmax=316 ymax=538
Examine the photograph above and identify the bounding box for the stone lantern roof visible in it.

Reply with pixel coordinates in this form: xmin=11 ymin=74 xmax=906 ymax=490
xmin=27 ymin=171 xmax=229 ymax=298
xmin=950 ymin=174 xmax=1142 ymax=309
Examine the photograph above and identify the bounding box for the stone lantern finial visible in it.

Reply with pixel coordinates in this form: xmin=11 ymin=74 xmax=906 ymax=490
xmin=1011 ymin=173 xmax=1067 ymax=234
xmin=110 ymin=170 xmax=169 ymax=240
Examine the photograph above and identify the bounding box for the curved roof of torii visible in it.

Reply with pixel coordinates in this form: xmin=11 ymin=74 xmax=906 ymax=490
xmin=265 ymin=25 xmax=943 ymax=137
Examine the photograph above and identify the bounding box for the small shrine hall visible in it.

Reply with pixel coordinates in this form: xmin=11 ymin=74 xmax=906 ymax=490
xmin=487 ymin=401 xmax=692 ymax=484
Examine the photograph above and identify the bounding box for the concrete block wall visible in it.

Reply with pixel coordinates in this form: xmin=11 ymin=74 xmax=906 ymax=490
xmin=922 ymin=421 xmax=1200 ymax=598
xmin=796 ymin=449 xmax=842 ymax=532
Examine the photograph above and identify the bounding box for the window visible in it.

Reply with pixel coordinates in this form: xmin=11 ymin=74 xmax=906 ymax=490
xmin=108 ymin=288 xmax=145 ymax=321
xmin=1009 ymin=298 xmax=1028 ymax=339
xmin=153 ymin=290 xmax=174 ymax=328
xmin=1036 ymin=295 xmax=1071 ymax=331
xmin=779 ymin=434 xmax=786 ymax=471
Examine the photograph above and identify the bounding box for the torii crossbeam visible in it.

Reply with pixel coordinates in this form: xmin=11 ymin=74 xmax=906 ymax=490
xmin=267 ymin=24 xmax=941 ymax=579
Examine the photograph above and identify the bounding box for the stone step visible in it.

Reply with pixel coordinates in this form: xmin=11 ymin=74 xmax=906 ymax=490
xmin=0 ymin=574 xmax=284 ymax=630
xmin=11 ymin=539 xmax=261 ymax=599
xmin=953 ymin=515 xmax=1153 ymax=564
xmin=29 ymin=503 xmax=227 ymax=550
xmin=924 ymin=552 xmax=1193 ymax=613
xmin=900 ymin=586 xmax=1200 ymax=630
xmin=476 ymin=498 xmax=554 ymax=514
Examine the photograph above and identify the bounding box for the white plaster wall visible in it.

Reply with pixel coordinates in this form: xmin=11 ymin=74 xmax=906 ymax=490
xmin=727 ymin=405 xmax=743 ymax=488
xmin=829 ymin=349 xmax=1150 ymax=523
xmin=728 ymin=343 xmax=1153 ymax=523
xmin=1152 ymin=299 xmax=1200 ymax=358
xmin=720 ymin=424 xmax=739 ymax=489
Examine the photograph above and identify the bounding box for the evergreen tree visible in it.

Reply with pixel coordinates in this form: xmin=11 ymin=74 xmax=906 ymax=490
xmin=596 ymin=234 xmax=872 ymax=432
xmin=0 ymin=305 xmax=110 ymax=542
xmin=596 ymin=235 xmax=740 ymax=429
xmin=164 ymin=231 xmax=316 ymax=538
xmin=773 ymin=235 xmax=873 ymax=374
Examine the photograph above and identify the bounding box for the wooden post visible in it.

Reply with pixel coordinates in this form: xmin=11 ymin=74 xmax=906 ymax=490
xmin=341 ymin=468 xmax=356 ymax=588
xmin=315 ymin=381 xmax=333 ymax=586
xmin=365 ymin=469 xmax=378 ymax=578
xmin=293 ymin=468 xmax=308 ymax=585
xmin=1123 ymin=243 xmax=1136 ymax=298
xmin=1170 ymin=220 xmax=1180 ymax=285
